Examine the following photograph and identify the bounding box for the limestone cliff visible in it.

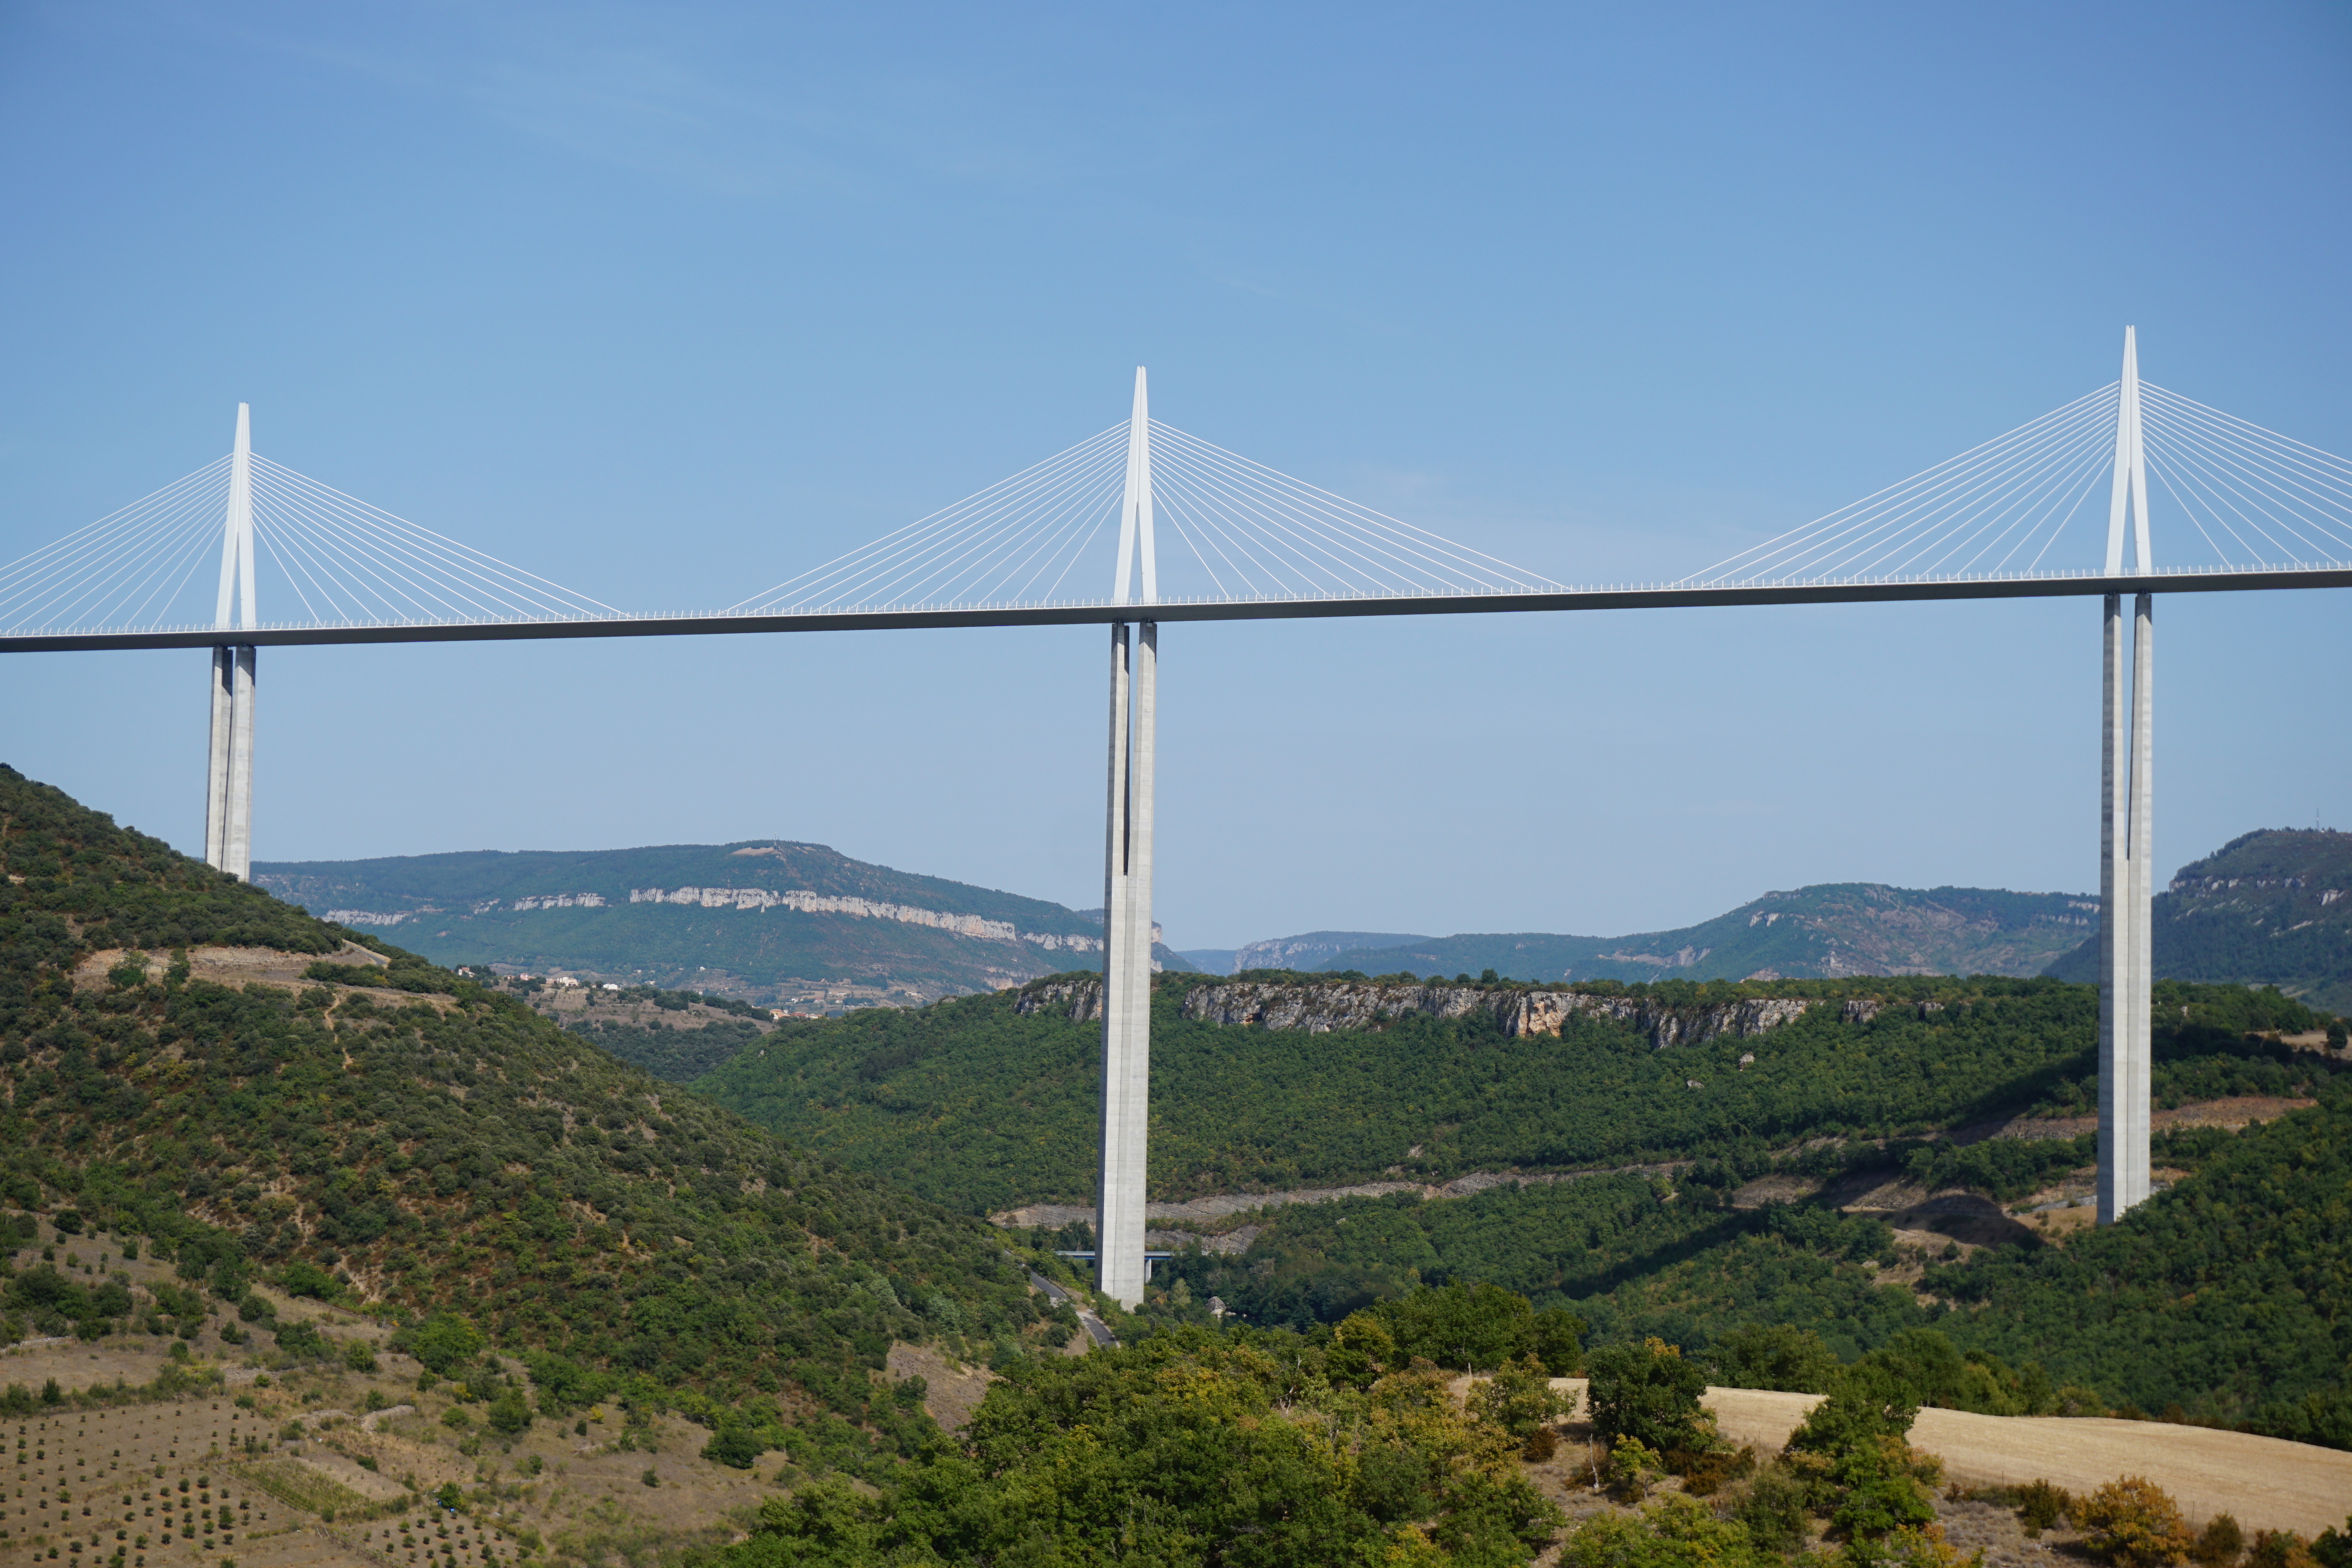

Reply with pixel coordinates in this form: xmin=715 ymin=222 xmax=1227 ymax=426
xmin=1018 ymin=975 xmax=1815 ymax=1048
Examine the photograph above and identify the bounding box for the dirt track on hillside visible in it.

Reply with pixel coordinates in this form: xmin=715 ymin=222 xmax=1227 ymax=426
xmin=1548 ymin=1381 xmax=2350 ymax=1537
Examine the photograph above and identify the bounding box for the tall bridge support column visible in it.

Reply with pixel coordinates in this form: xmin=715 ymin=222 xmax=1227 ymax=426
xmin=1095 ymin=367 xmax=1158 ymax=1309
xmin=204 ymin=403 xmax=259 ymax=880
xmin=2097 ymin=594 xmax=2153 ymax=1222
xmin=202 ymin=645 xmax=257 ymax=878
xmin=2097 ymin=328 xmax=2154 ymax=1225
xmin=1097 ymin=620 xmax=1156 ymax=1309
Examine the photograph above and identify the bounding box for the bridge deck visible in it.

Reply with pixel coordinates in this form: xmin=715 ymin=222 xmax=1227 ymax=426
xmin=2 ymin=566 xmax=2347 ymax=652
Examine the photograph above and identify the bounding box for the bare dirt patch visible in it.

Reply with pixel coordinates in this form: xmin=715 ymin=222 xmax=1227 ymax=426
xmin=884 ymin=1345 xmax=994 ymax=1436
xmin=1996 ymin=1095 xmax=2317 ymax=1141
xmin=72 ymin=944 xmax=387 ymax=994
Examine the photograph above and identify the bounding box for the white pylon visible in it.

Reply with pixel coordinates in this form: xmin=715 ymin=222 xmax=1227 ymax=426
xmin=204 ymin=403 xmax=259 ymax=880
xmin=1098 ymin=368 xmax=1158 ymax=1308
xmin=2099 ymin=332 xmax=2153 ymax=1223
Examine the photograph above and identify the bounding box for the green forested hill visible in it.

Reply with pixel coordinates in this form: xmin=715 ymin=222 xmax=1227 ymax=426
xmin=2047 ymin=827 xmax=2352 ymax=1010
xmin=252 ymin=840 xmax=1132 ymax=999
xmin=0 ymin=764 xmax=1060 ymax=1475
xmin=1151 ymin=1088 xmax=2352 ymax=1442
xmin=697 ymin=969 xmax=2331 ymax=1215
xmin=1315 ymin=882 xmax=2097 ymax=982
xmin=697 ymin=960 xmax=2351 ymax=1442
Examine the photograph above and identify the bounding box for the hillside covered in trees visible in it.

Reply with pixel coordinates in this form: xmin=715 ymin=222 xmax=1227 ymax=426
xmin=2048 ymin=827 xmax=2352 ymax=1011
xmin=1142 ymin=1091 xmax=2352 ymax=1444
xmin=0 ymin=764 xmax=1064 ymax=1476
xmin=699 ymin=964 xmax=2351 ymax=1443
xmin=1311 ymin=882 xmax=2099 ymax=982
xmin=253 ymin=838 xmax=1192 ymax=1001
xmin=697 ymin=968 xmax=2336 ymax=1213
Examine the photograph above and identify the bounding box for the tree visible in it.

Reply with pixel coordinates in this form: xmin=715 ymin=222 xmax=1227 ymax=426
xmin=1374 ymin=1281 xmax=1585 ymax=1374
xmin=2247 ymin=1533 xmax=2318 ymax=1568
xmin=2073 ymin=1477 xmax=2195 ymax=1568
xmin=487 ymin=1389 xmax=534 ymax=1436
xmin=406 ymin=1313 xmax=486 ymax=1375
xmin=1706 ymin=1324 xmax=1839 ymax=1393
xmin=701 ymin=1419 xmax=764 ymax=1470
xmin=1586 ymin=1338 xmax=1710 ymax=1453
xmin=1466 ymin=1354 xmax=1565 ymax=1439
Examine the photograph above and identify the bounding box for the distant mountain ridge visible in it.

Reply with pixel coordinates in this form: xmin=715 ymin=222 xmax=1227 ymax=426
xmin=254 ymin=841 xmax=1147 ymax=999
xmin=2046 ymin=828 xmax=2352 ymax=1010
xmin=1307 ymin=882 xmax=2097 ymax=982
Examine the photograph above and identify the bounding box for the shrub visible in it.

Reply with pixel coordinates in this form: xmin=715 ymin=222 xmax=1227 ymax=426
xmin=1605 ymin=1436 xmax=1667 ymax=1504
xmin=405 ymin=1314 xmax=485 ymax=1376
xmin=1586 ymin=1338 xmax=1711 ymax=1453
xmin=2195 ymin=1514 xmax=2246 ymax=1567
xmin=1559 ymin=1494 xmax=1762 ymax=1568
xmin=1833 ymin=1465 xmax=1938 ymax=1540
xmin=2017 ymin=1479 xmax=2072 ymax=1537
xmin=2247 ymin=1533 xmax=2317 ymax=1568
xmin=275 ymin=1262 xmax=340 ymax=1301
xmin=1466 ymin=1354 xmax=1565 ymax=1439
xmin=2074 ymin=1476 xmax=2195 ymax=1568
xmin=701 ymin=1421 xmax=763 ymax=1470
xmin=1733 ymin=1462 xmax=1814 ymax=1554
xmin=486 ymin=1390 xmax=533 ymax=1436
xmin=273 ymin=1320 xmax=323 ymax=1357
xmin=342 ymin=1342 xmax=377 ymax=1375
xmin=1673 ymin=1444 xmax=1756 ymax=1497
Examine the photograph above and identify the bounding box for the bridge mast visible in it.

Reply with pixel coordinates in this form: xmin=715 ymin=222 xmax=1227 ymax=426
xmin=2099 ymin=330 xmax=2153 ymax=1223
xmin=1098 ymin=368 xmax=1157 ymax=1308
xmin=204 ymin=403 xmax=259 ymax=880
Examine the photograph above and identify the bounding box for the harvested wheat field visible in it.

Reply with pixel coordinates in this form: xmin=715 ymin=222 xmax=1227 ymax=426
xmin=1548 ymin=1380 xmax=2350 ymax=1537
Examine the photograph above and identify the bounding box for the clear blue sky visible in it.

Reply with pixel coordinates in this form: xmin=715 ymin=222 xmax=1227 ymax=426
xmin=4 ymin=2 xmax=2348 ymax=948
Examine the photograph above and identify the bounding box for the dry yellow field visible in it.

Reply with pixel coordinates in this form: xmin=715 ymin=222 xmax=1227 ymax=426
xmin=1548 ymin=1379 xmax=2352 ymax=1538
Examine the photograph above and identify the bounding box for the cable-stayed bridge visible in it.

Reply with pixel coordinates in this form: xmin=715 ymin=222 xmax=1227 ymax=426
xmin=6 ymin=332 xmax=2348 ymax=1304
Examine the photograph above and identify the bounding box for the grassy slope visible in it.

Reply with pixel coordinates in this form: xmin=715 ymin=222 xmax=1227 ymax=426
xmin=0 ymin=764 xmax=1058 ymax=1473
xmin=1318 ymin=884 xmax=2097 ymax=983
xmin=697 ymin=971 xmax=2330 ymax=1215
xmin=2047 ymin=827 xmax=2352 ymax=1011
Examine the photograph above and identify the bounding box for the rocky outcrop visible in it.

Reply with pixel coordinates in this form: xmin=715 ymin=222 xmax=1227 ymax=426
xmin=1498 ymin=990 xmax=1812 ymax=1047
xmin=1017 ymin=978 xmax=1104 ymax=1024
xmin=1018 ymin=975 xmax=1820 ymax=1048
xmin=1178 ymin=980 xmax=1813 ymax=1048
xmin=1181 ymin=981 xmax=1495 ymax=1031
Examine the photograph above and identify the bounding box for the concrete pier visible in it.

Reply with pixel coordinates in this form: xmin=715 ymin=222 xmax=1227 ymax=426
xmin=1096 ymin=620 xmax=1157 ymax=1308
xmin=202 ymin=643 xmax=257 ymax=878
xmin=2097 ymin=591 xmax=2154 ymax=1223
